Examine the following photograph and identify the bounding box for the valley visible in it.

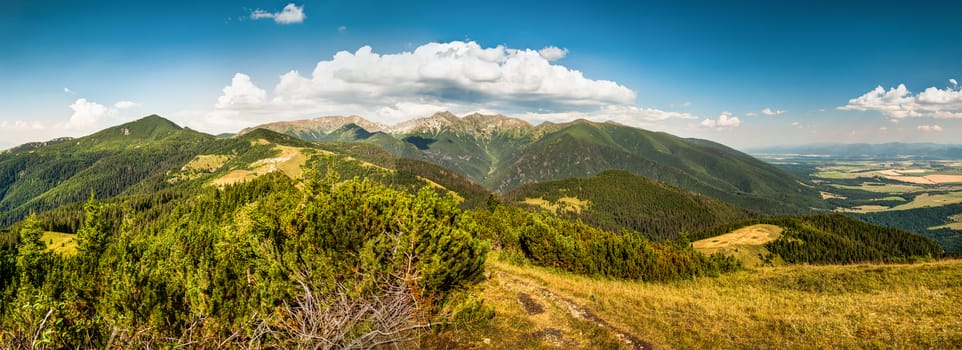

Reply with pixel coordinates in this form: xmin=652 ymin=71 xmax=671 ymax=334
xmin=756 ymin=152 xmax=962 ymax=252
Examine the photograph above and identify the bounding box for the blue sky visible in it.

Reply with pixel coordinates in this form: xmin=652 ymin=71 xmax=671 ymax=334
xmin=2 ymin=0 xmax=961 ymax=149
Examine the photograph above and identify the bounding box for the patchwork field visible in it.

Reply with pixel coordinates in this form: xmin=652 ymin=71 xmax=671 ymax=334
xmin=758 ymin=156 xmax=962 ymax=252
xmin=795 ymin=160 xmax=962 ymax=215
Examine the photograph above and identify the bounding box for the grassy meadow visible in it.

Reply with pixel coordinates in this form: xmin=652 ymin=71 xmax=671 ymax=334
xmin=692 ymin=224 xmax=783 ymax=267
xmin=451 ymin=255 xmax=962 ymax=349
xmin=41 ymin=231 xmax=77 ymax=256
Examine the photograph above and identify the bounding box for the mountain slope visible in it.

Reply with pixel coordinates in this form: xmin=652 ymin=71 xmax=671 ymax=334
xmin=0 ymin=115 xmax=215 ymax=225
xmin=0 ymin=115 xmax=495 ymax=227
xmin=698 ymin=214 xmax=944 ymax=264
xmin=249 ymin=113 xmax=823 ymax=213
xmin=506 ymin=170 xmax=754 ymax=241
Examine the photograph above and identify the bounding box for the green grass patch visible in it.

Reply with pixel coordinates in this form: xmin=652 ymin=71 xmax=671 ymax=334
xmin=41 ymin=231 xmax=77 ymax=256
xmin=830 ymin=183 xmax=924 ymax=194
xmin=887 ymin=192 xmax=962 ymax=211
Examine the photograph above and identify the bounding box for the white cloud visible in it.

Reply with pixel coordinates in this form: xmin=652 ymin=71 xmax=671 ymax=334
xmin=918 ymin=124 xmax=944 ymax=132
xmin=791 ymin=121 xmax=802 ymax=128
xmin=538 ymin=46 xmax=568 ymax=61
xmin=951 ymin=79 xmax=958 ymax=86
xmin=761 ymin=107 xmax=785 ymax=115
xmin=700 ymin=112 xmax=741 ymax=130
xmin=64 ymin=87 xmax=74 ymax=94
xmin=745 ymin=112 xmax=757 ymax=117
xmin=66 ymin=98 xmax=115 ymax=129
xmin=114 ymin=101 xmax=138 ymax=109
xmin=839 ymin=83 xmax=962 ymax=120
xmin=338 ymin=25 xmax=347 ymax=32
xmin=0 ymin=97 xmax=140 ymax=148
xmin=519 ymin=105 xmax=698 ymax=129
xmin=194 ymin=41 xmax=660 ymax=132
xmin=216 ymin=73 xmax=267 ymax=109
xmin=250 ymin=3 xmax=305 ymax=24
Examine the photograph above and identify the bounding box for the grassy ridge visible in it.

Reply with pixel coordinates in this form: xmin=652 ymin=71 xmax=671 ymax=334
xmin=464 ymin=257 xmax=962 ymax=349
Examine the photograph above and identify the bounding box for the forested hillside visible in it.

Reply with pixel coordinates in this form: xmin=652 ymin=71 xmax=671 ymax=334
xmin=700 ymin=214 xmax=943 ymax=264
xmin=506 ymin=170 xmax=753 ymax=241
xmin=0 ymin=116 xmax=213 ymax=226
xmin=853 ymin=203 xmax=962 ymax=253
xmin=248 ymin=113 xmax=825 ymax=214
xmin=1 ymin=161 xmax=745 ymax=347
xmin=0 ymin=116 xmax=492 ymax=227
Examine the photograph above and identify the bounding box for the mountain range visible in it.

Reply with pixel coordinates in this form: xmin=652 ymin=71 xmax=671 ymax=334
xmin=1 ymin=112 xmax=829 ymax=233
xmin=0 ymin=115 xmax=489 ymax=227
xmin=244 ymin=112 xmax=824 ymax=213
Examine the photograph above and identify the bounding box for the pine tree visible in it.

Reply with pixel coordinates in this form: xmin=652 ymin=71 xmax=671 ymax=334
xmin=16 ymin=215 xmax=47 ymax=288
xmin=76 ymin=193 xmax=110 ymax=263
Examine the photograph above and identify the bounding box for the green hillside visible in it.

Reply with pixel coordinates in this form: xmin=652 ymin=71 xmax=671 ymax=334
xmin=492 ymin=121 xmax=822 ymax=213
xmin=0 ymin=116 xmax=497 ymax=227
xmin=506 ymin=170 xmax=753 ymax=241
xmin=1 ymin=116 xmax=952 ymax=348
xmin=699 ymin=214 xmax=943 ymax=264
xmin=250 ymin=113 xmax=824 ymax=214
xmin=0 ymin=115 xmax=214 ymax=226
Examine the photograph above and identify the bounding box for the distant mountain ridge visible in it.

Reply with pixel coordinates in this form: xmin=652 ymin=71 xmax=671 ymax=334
xmin=248 ymin=112 xmax=824 ymax=213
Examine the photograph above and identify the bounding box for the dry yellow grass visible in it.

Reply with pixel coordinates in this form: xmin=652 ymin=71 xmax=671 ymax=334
xmin=439 ymin=262 xmax=631 ymax=349
xmin=931 ymin=222 xmax=962 ymax=230
xmin=472 ymin=256 xmax=962 ymax=349
xmin=886 ymin=192 xmax=962 ymax=211
xmin=168 ymin=154 xmax=232 ymax=183
xmin=182 ymin=154 xmax=230 ymax=172
xmin=819 ymin=191 xmax=846 ymax=200
xmin=210 ymin=145 xmax=312 ymax=186
xmin=925 ymin=174 xmax=962 ymax=183
xmin=41 ymin=231 xmax=77 ymax=256
xmin=886 ymin=176 xmax=935 ymax=185
xmin=692 ymin=224 xmax=783 ymax=267
xmin=417 ymin=176 xmax=465 ymax=202
xmin=523 ymin=197 xmax=590 ymax=214
xmin=829 ymin=183 xmax=924 ymax=194
xmin=835 ymin=205 xmax=890 ymax=213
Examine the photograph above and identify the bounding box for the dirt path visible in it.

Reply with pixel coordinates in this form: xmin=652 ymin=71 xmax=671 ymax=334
xmin=492 ymin=268 xmax=656 ymax=350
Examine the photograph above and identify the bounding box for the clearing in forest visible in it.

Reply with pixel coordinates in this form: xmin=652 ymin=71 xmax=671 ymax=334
xmin=210 ymin=144 xmax=312 ymax=186
xmin=523 ymin=196 xmax=590 ymax=214
xmin=692 ymin=224 xmax=783 ymax=267
xmin=41 ymin=231 xmax=77 ymax=256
